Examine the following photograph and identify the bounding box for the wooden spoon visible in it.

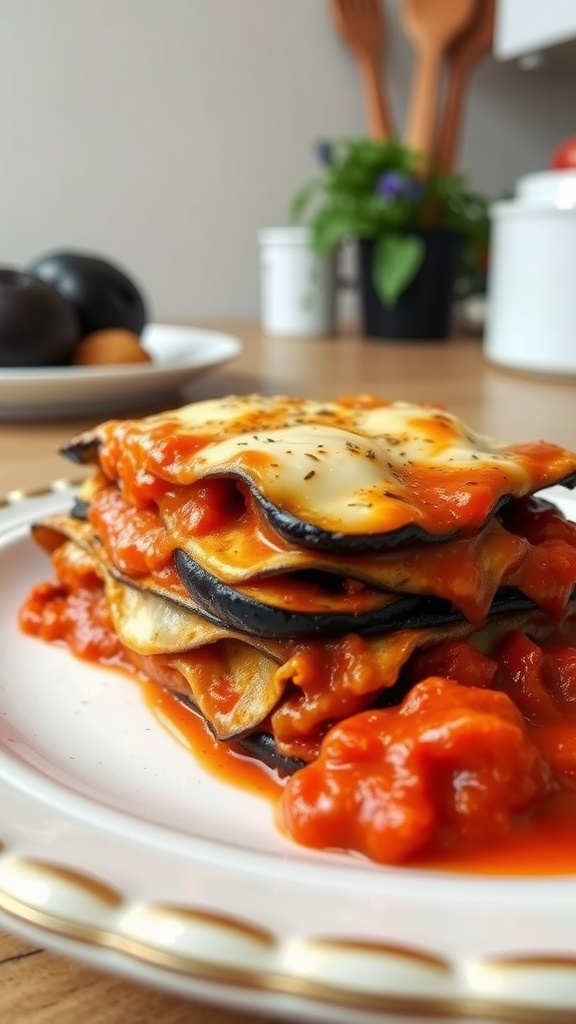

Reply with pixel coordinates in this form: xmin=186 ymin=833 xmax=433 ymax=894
xmin=402 ymin=0 xmax=478 ymax=157
xmin=329 ymin=0 xmax=394 ymax=140
xmin=435 ymin=0 xmax=496 ymax=173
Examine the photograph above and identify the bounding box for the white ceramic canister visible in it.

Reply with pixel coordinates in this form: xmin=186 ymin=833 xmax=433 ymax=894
xmin=485 ymin=170 xmax=576 ymax=375
xmin=259 ymin=226 xmax=336 ymax=337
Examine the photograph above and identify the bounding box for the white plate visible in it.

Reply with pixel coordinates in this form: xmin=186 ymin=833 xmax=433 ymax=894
xmin=0 ymin=323 xmax=242 ymax=419
xmin=2 ymin=485 xmax=576 ymax=1024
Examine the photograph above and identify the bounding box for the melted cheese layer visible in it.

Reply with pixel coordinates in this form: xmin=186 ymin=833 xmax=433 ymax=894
xmin=68 ymin=395 xmax=576 ymax=541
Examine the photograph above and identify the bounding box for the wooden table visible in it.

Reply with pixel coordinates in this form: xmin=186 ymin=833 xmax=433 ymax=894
xmin=1 ymin=321 xmax=575 ymax=1024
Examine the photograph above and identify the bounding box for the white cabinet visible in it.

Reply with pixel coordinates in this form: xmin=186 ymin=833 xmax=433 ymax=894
xmin=495 ymin=0 xmax=576 ymax=59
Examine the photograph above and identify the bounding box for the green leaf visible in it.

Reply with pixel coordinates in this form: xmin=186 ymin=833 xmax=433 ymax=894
xmin=311 ymin=209 xmax=363 ymax=253
xmin=289 ymin=178 xmax=322 ymax=222
xmin=373 ymin=233 xmax=425 ymax=307
xmin=289 ymin=136 xmax=491 ymax=278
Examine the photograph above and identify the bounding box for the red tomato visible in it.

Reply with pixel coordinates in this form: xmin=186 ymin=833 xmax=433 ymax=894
xmin=551 ymin=135 xmax=576 ymax=170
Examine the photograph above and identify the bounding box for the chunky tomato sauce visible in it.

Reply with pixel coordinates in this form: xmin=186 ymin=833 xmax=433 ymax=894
xmin=279 ymin=654 xmax=576 ymax=868
xmin=29 ymin=396 xmax=576 ymax=871
xmin=74 ymin=476 xmax=576 ymax=642
xmin=18 ymin=545 xmax=576 ymax=874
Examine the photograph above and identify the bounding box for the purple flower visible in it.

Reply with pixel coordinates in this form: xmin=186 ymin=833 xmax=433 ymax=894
xmin=376 ymin=171 xmax=423 ymax=203
xmin=315 ymin=140 xmax=333 ymax=167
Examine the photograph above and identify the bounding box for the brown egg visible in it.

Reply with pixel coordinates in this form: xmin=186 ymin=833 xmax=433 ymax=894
xmin=72 ymin=329 xmax=151 ymax=366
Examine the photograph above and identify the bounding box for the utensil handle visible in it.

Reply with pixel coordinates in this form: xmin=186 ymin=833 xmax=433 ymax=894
xmin=435 ymin=57 xmax=469 ymax=173
xmin=405 ymin=48 xmax=442 ymax=156
xmin=359 ymin=54 xmax=394 ymax=140
xmin=436 ymin=0 xmax=495 ymax=173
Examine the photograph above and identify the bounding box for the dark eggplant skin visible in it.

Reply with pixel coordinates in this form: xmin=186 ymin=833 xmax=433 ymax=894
xmin=0 ymin=268 xmax=80 ymax=367
xmin=175 ymin=548 xmax=575 ymax=640
xmin=254 ymin=490 xmax=460 ymax=553
xmin=70 ymin=498 xmax=90 ymax=520
xmin=230 ymin=733 xmax=305 ymax=776
xmin=28 ymin=250 xmax=148 ymax=338
xmin=60 ymin=437 xmax=101 ymax=466
xmin=174 ymin=694 xmax=304 ymax=774
xmin=254 ymin=477 xmax=576 ymax=554
xmin=175 ymin=548 xmax=421 ymax=638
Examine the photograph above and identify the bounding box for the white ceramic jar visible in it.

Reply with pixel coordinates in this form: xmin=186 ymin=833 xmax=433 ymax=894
xmin=259 ymin=226 xmax=336 ymax=337
xmin=485 ymin=170 xmax=576 ymax=375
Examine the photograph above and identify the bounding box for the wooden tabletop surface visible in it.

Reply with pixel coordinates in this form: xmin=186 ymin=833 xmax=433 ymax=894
xmin=1 ymin=320 xmax=576 ymax=1023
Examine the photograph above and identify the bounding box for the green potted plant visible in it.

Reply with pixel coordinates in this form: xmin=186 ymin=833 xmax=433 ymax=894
xmin=291 ymin=138 xmax=489 ymax=340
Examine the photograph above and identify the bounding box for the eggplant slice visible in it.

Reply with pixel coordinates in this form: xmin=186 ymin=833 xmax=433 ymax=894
xmin=175 ymin=547 xmax=435 ymax=638
xmin=174 ymin=547 xmax=576 ymax=640
xmin=170 ymin=602 xmax=576 ymax=774
xmin=70 ymin=497 xmax=90 ymax=520
xmin=45 ymin=492 xmax=576 ymax=631
xmin=174 ymin=691 xmax=306 ymax=777
xmin=59 ymin=394 xmax=576 ymax=553
xmin=252 ymin=479 xmax=576 ymax=554
xmin=253 ymin=489 xmax=461 ymax=554
xmin=60 ymin=436 xmax=101 ymax=466
xmin=28 ymin=512 xmax=576 ymax=760
xmin=234 ymin=731 xmax=305 ymax=776
xmin=66 ymin=461 xmax=576 ymax=556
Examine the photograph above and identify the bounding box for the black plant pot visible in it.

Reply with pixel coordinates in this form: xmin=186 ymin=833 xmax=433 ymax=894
xmin=358 ymin=230 xmax=461 ymax=340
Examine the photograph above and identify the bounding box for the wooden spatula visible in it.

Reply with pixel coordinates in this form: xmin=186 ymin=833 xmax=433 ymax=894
xmin=402 ymin=0 xmax=477 ymax=157
xmin=435 ymin=0 xmax=496 ymax=172
xmin=329 ymin=0 xmax=394 ymax=140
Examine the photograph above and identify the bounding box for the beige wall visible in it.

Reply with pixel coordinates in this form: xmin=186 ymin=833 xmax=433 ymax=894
xmin=0 ymin=0 xmax=574 ymax=319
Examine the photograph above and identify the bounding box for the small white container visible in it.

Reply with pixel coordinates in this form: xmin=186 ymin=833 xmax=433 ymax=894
xmin=485 ymin=170 xmax=576 ymax=375
xmin=259 ymin=226 xmax=336 ymax=337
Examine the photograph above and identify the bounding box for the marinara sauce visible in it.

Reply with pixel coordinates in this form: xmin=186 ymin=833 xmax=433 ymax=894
xmin=19 ymin=548 xmax=576 ymax=875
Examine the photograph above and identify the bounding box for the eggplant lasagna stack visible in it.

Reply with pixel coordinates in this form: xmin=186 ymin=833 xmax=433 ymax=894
xmin=21 ymin=394 xmax=576 ymax=860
